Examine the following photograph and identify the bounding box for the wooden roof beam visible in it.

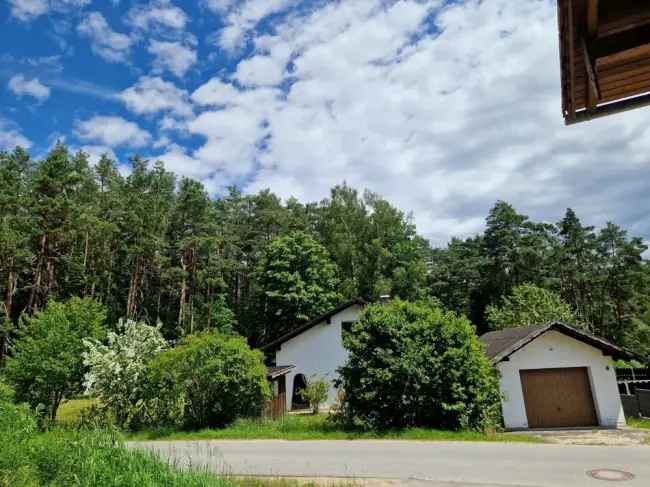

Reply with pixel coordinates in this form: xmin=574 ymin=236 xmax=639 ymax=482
xmin=582 ymin=39 xmax=601 ymax=106
xmin=587 ymin=0 xmax=599 ymax=38
xmin=593 ymin=23 xmax=650 ymax=67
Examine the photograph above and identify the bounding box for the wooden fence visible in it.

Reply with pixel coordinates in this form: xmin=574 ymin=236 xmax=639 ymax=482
xmin=621 ymin=389 xmax=650 ymax=419
xmin=263 ymin=393 xmax=286 ymax=420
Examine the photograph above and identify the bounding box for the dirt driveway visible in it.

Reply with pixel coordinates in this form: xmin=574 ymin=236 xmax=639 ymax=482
xmin=530 ymin=428 xmax=650 ymax=446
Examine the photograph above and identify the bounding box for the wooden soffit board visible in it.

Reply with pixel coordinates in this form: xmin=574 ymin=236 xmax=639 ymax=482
xmin=558 ymin=0 xmax=650 ymax=124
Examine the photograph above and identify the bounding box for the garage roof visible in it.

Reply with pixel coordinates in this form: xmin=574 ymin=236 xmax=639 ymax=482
xmin=558 ymin=0 xmax=650 ymax=124
xmin=479 ymin=321 xmax=630 ymax=363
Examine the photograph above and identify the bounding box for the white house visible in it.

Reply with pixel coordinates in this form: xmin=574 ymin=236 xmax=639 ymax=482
xmin=480 ymin=322 xmax=628 ymax=430
xmin=264 ymin=302 xmax=628 ymax=430
xmin=263 ymin=299 xmax=365 ymax=411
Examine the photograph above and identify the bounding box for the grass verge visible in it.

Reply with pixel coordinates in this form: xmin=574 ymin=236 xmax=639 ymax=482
xmin=127 ymin=414 xmax=543 ymax=443
xmin=56 ymin=397 xmax=99 ymax=425
xmin=628 ymin=417 xmax=650 ymax=430
xmin=1 ymin=427 xmax=351 ymax=487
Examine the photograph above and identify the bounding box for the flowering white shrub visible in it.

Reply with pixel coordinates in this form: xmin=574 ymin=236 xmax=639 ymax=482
xmin=83 ymin=319 xmax=168 ymax=427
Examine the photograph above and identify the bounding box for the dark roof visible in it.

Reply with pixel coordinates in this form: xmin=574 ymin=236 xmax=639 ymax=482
xmin=262 ymin=298 xmax=366 ymax=351
xmin=267 ymin=365 xmax=295 ymax=379
xmin=479 ymin=321 xmax=631 ymax=363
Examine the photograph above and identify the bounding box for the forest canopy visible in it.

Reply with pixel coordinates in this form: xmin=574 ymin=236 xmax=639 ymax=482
xmin=1 ymin=145 xmax=649 ymax=360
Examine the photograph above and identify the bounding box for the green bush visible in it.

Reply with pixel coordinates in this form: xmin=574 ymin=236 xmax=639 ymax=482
xmin=5 ymin=297 xmax=106 ymax=421
xmin=145 ymin=331 xmax=270 ymax=429
xmin=299 ymin=377 xmax=329 ymax=414
xmin=337 ymin=299 xmax=501 ymax=431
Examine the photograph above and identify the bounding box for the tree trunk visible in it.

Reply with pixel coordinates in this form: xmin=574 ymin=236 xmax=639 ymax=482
xmin=27 ymin=234 xmax=48 ymax=312
xmin=83 ymin=232 xmax=90 ymax=269
xmin=1 ymin=266 xmax=17 ymax=362
xmin=127 ymin=260 xmax=141 ymax=317
xmin=178 ymin=254 xmax=187 ymax=330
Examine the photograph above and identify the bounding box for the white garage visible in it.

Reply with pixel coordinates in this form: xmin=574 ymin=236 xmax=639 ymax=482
xmin=480 ymin=322 xmax=628 ymax=430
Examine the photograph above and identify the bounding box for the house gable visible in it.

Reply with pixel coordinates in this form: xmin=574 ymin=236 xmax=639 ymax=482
xmin=262 ymin=298 xmax=366 ymax=352
xmin=273 ymin=302 xmax=364 ymax=409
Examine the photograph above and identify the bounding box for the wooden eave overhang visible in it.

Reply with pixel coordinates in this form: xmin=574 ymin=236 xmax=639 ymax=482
xmin=558 ymin=0 xmax=650 ymax=124
xmin=267 ymin=365 xmax=295 ymax=380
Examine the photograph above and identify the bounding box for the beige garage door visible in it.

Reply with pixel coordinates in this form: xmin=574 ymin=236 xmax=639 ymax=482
xmin=520 ymin=367 xmax=598 ymax=429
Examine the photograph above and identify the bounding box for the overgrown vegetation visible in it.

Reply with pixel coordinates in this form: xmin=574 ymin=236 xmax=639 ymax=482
xmin=337 ymin=299 xmax=501 ymax=431
xmin=2 ymin=394 xmax=356 ymax=486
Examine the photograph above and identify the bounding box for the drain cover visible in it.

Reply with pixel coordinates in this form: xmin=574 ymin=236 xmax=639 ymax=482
xmin=587 ymin=469 xmax=635 ymax=482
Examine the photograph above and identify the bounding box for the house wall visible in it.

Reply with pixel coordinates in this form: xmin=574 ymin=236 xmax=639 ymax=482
xmin=275 ymin=304 xmax=363 ymax=410
xmin=497 ymin=330 xmax=626 ymax=429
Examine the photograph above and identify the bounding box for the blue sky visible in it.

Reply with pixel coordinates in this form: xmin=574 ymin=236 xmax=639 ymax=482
xmin=1 ymin=0 xmax=650 ymax=249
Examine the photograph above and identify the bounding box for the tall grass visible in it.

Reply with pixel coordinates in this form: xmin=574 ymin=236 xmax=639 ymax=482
xmin=128 ymin=414 xmax=543 ymax=443
xmin=1 ymin=428 xmax=236 ymax=487
xmin=56 ymin=397 xmax=100 ymax=425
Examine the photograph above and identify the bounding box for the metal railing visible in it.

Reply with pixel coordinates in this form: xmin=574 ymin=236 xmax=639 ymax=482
xmin=616 ymin=368 xmax=650 ymax=381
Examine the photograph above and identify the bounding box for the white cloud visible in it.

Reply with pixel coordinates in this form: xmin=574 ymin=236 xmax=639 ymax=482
xmin=119 ymin=76 xmax=193 ymax=117
xmin=78 ymin=12 xmax=132 ymax=63
xmin=180 ymin=0 xmax=650 ymax=246
xmin=191 ymin=79 xmax=240 ymax=106
xmin=0 ymin=118 xmax=32 ymax=150
xmin=127 ymin=0 xmax=189 ymax=36
xmin=8 ymin=75 xmax=50 ymax=101
xmin=234 ymin=55 xmax=286 ymax=87
xmin=74 ymin=115 xmax=151 ymax=148
xmin=208 ymin=0 xmax=298 ymax=52
xmin=8 ymin=0 xmax=48 ymax=21
xmin=8 ymin=0 xmax=90 ymax=21
xmin=148 ymin=40 xmax=197 ymax=78
xmin=158 ymin=115 xmax=187 ymax=133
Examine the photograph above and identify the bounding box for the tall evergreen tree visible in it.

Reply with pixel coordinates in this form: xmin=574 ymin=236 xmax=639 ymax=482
xmin=0 ymin=148 xmax=33 ymax=361
xmin=167 ymin=178 xmax=220 ymax=335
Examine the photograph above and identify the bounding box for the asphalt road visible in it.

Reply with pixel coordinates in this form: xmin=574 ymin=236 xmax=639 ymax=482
xmin=129 ymin=440 xmax=650 ymax=487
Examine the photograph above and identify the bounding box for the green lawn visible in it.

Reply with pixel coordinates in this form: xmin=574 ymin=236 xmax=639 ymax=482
xmin=56 ymin=397 xmax=99 ymax=425
xmin=58 ymin=399 xmax=542 ymax=444
xmin=127 ymin=413 xmax=543 ymax=443
xmin=628 ymin=417 xmax=650 ymax=430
